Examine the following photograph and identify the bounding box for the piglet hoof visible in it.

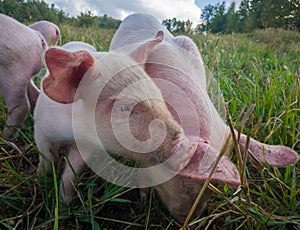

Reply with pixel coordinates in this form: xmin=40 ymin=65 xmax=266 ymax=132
xmin=36 ymin=160 xmax=53 ymax=176
xmin=139 ymin=187 xmax=149 ymax=204
xmin=3 ymin=127 xmax=19 ymax=141
xmin=59 ymin=192 xmax=72 ymax=204
xmin=36 ymin=165 xmax=45 ymax=177
xmin=59 ymin=182 xmax=76 ymax=203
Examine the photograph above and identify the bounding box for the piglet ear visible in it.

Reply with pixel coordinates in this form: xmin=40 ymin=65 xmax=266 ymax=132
xmin=130 ymin=30 xmax=164 ymax=67
xmin=42 ymin=47 xmax=94 ymax=103
xmin=179 ymin=141 xmax=241 ymax=187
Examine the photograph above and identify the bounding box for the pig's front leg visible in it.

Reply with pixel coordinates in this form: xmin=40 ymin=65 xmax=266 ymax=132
xmin=35 ymin=132 xmax=58 ymax=175
xmin=36 ymin=149 xmax=57 ymax=176
xmin=27 ymin=81 xmax=40 ymax=111
xmin=2 ymin=86 xmax=29 ymax=139
xmin=59 ymin=145 xmax=86 ymax=202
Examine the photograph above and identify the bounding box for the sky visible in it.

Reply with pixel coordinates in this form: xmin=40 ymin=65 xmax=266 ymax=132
xmin=44 ymin=0 xmax=241 ymax=26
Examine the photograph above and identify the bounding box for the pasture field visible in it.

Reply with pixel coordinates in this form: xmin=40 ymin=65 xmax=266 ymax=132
xmin=0 ymin=26 xmax=299 ymax=229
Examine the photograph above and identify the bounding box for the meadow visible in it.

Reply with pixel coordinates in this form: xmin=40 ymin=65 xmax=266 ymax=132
xmin=0 ymin=25 xmax=299 ymax=229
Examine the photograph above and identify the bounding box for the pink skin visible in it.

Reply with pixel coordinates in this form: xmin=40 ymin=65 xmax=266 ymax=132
xmin=29 ymin=20 xmax=61 ymax=46
xmin=0 ymin=14 xmax=49 ymax=139
xmin=110 ymin=13 xmax=298 ymax=222
xmin=34 ymin=47 xmax=196 ymax=202
xmin=150 ymin=139 xmax=240 ymax=224
xmin=61 ymin=41 xmax=97 ymax=53
xmin=139 ymin=139 xmax=240 ymax=224
xmin=109 ymin=14 xmax=226 ymax=151
xmin=110 ymin=13 xmax=298 ymax=167
xmin=35 ymin=43 xmax=96 ymax=202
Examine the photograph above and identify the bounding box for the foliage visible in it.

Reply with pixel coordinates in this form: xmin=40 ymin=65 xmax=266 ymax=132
xmin=200 ymin=0 xmax=300 ymax=34
xmin=0 ymin=25 xmax=299 ymax=229
xmin=0 ymin=0 xmax=66 ymax=24
xmin=0 ymin=0 xmax=121 ymax=29
xmin=70 ymin=11 xmax=121 ymax=29
xmin=59 ymin=24 xmax=115 ymax=51
xmin=201 ymin=2 xmax=227 ymax=34
xmin=162 ymin=18 xmax=193 ymax=33
xmin=0 ymin=0 xmax=299 ymax=34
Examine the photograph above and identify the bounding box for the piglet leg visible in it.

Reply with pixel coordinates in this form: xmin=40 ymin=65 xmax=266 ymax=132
xmin=36 ymin=137 xmax=57 ymax=176
xmin=59 ymin=145 xmax=86 ymax=202
xmin=2 ymin=86 xmax=29 ymax=139
xmin=27 ymin=80 xmax=40 ymax=111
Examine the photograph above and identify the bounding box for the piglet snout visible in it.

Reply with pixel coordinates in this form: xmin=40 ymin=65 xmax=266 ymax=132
xmin=166 ymin=134 xmax=198 ymax=173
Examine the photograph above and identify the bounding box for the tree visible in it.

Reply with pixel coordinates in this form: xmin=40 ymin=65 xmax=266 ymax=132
xmin=209 ymin=2 xmax=226 ymax=34
xmin=98 ymin=14 xmax=121 ymax=29
xmin=76 ymin=11 xmax=97 ymax=27
xmin=162 ymin=18 xmax=187 ymax=33
xmin=238 ymin=0 xmax=257 ymax=32
xmin=200 ymin=2 xmax=228 ymax=34
xmin=201 ymin=3 xmax=215 ymax=25
xmin=224 ymin=2 xmax=240 ymax=33
xmin=27 ymin=2 xmax=42 ymax=21
xmin=200 ymin=0 xmax=300 ymax=34
xmin=292 ymin=0 xmax=300 ymax=30
xmin=185 ymin=19 xmax=193 ymax=33
xmin=248 ymin=0 xmax=299 ymax=30
xmin=242 ymin=14 xmax=257 ymax=32
xmin=0 ymin=0 xmax=23 ymax=20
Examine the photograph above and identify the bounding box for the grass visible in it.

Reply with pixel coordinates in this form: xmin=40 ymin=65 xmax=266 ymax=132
xmin=0 ymin=27 xmax=299 ymax=229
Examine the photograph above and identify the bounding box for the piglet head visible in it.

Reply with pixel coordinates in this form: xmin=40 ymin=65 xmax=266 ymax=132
xmin=86 ymin=51 xmax=198 ymax=172
xmin=42 ymin=48 xmax=197 ymax=180
xmin=42 ymin=47 xmax=94 ymax=103
xmin=29 ymin=21 xmax=61 ymax=46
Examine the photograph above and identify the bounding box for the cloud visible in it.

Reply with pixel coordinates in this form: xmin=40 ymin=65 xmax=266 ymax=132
xmin=44 ymin=0 xmax=202 ymax=25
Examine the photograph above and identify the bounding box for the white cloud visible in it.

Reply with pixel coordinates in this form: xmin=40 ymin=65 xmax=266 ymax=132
xmin=140 ymin=0 xmax=201 ymax=24
xmin=44 ymin=0 xmax=202 ymax=25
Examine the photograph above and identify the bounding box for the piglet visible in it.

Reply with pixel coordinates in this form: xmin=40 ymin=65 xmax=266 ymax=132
xmin=34 ymin=46 xmax=198 ymax=202
xmin=29 ymin=20 xmax=61 ymax=46
xmin=110 ymin=13 xmax=298 ymax=167
xmin=0 ymin=14 xmax=48 ymax=138
xmin=61 ymin=41 xmax=97 ymax=53
xmin=109 ymin=13 xmax=298 ymax=223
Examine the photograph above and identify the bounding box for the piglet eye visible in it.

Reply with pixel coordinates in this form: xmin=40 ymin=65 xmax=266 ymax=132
xmin=114 ymin=105 xmax=130 ymax=112
xmin=112 ymin=98 xmax=133 ymax=113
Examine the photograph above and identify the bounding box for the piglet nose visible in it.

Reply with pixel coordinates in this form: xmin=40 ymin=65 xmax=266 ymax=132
xmin=166 ymin=134 xmax=198 ymax=173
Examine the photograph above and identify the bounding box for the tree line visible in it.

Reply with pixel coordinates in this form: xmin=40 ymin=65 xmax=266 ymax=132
xmin=0 ymin=0 xmax=299 ymax=33
xmin=0 ymin=0 xmax=121 ymax=28
xmin=162 ymin=18 xmax=193 ymax=33
xmin=199 ymin=0 xmax=299 ymax=34
xmin=164 ymin=0 xmax=299 ymax=34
